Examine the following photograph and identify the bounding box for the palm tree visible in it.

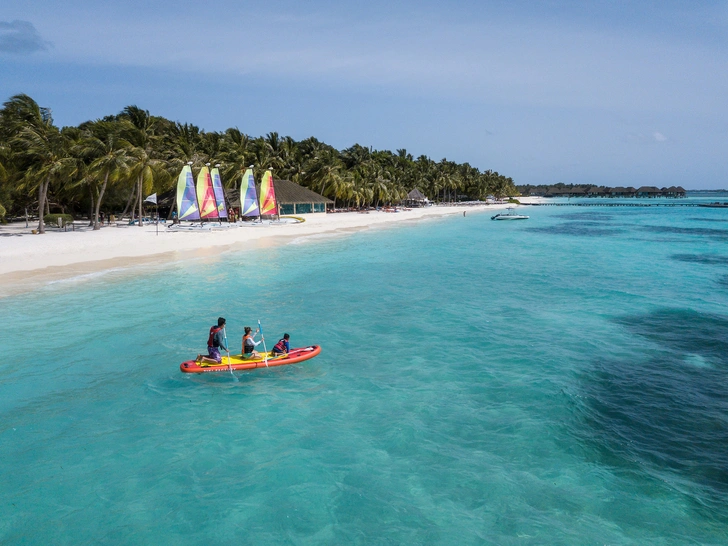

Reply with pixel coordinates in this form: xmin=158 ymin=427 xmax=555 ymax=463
xmin=219 ymin=128 xmax=252 ymax=185
xmin=120 ymin=106 xmax=168 ymax=225
xmin=0 ymin=93 xmax=520 ymax=220
xmin=77 ymin=120 xmax=133 ymax=230
xmin=0 ymin=142 xmax=9 ymax=218
xmin=6 ymin=94 xmax=76 ymax=233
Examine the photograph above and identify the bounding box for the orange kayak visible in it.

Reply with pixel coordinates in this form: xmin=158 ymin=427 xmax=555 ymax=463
xmin=180 ymin=345 xmax=321 ymax=373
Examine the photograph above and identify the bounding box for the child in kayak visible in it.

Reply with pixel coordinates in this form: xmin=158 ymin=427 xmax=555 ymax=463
xmin=272 ymin=334 xmax=290 ymax=355
xmin=242 ymin=326 xmax=264 ymax=359
xmin=196 ymin=317 xmax=228 ymax=365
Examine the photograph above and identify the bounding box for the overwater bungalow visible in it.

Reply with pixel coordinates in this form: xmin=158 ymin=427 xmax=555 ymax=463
xmin=586 ymin=186 xmax=605 ymax=197
xmin=524 ymin=184 xmax=686 ymax=199
xmin=609 ymin=187 xmax=633 ymax=197
xmin=662 ymin=186 xmax=687 ymax=198
xmin=636 ymin=186 xmax=662 ymax=198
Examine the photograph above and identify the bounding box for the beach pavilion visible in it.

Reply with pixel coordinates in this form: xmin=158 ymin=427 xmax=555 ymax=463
xmin=404 ymin=188 xmax=429 ymax=207
xmin=271 ymin=179 xmax=333 ymax=214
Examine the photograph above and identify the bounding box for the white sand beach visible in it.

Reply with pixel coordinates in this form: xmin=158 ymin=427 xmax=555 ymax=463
xmin=0 ymin=203 xmax=520 ymax=295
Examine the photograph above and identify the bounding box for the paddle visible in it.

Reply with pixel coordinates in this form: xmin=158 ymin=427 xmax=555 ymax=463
xmin=258 ymin=319 xmax=269 ymax=367
xmin=223 ymin=326 xmax=236 ymax=380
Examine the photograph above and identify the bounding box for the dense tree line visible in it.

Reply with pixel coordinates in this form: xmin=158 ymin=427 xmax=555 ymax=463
xmin=0 ymin=94 xmax=517 ymax=233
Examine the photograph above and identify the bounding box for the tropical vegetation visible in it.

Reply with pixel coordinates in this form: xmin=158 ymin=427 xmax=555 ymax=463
xmin=0 ymin=94 xmax=517 ymax=231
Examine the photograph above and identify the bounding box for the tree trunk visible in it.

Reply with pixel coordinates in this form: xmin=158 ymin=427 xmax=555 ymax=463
xmin=138 ymin=174 xmax=143 ymax=227
xmin=37 ymin=176 xmax=50 ymax=234
xmin=167 ymin=195 xmax=176 ymax=220
xmin=88 ymin=185 xmax=96 ymax=227
xmin=94 ymin=172 xmax=109 ymax=230
xmin=121 ymin=183 xmax=137 ymax=219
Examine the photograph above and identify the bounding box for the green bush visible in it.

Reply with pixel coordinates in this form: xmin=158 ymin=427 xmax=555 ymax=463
xmin=507 ymin=197 xmax=521 ymax=204
xmin=44 ymin=213 xmax=74 ymax=227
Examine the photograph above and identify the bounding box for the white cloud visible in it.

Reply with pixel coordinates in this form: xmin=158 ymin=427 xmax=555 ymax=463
xmin=653 ymin=132 xmax=667 ymax=142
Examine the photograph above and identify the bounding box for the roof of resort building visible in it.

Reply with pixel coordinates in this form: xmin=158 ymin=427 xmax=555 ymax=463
xmin=636 ymin=186 xmax=662 ymax=193
xmin=271 ymin=179 xmax=333 ymax=204
xmin=407 ymin=188 xmax=428 ymax=201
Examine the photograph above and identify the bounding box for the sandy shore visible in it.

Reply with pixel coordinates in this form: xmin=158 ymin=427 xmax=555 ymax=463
xmin=0 ymin=203 xmax=517 ymax=295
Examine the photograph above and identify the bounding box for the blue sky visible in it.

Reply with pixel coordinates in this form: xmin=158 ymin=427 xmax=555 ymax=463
xmin=1 ymin=0 xmax=727 ymax=189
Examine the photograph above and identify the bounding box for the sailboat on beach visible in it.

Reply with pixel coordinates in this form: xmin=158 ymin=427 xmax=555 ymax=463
xmin=176 ymin=165 xmax=200 ymax=221
xmin=259 ymin=169 xmax=279 ymax=220
xmin=196 ymin=165 xmax=219 ymax=220
xmin=210 ymin=165 xmax=228 ymax=220
xmin=240 ymin=167 xmax=260 ymax=220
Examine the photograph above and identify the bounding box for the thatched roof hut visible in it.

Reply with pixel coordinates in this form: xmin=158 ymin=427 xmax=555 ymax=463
xmin=272 ymin=179 xmax=333 ymax=214
xmin=636 ymin=186 xmax=662 ymax=197
xmin=404 ymin=188 xmax=429 ymax=207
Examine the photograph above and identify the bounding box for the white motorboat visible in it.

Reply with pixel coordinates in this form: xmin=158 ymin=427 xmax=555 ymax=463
xmin=491 ymin=207 xmax=529 ymax=220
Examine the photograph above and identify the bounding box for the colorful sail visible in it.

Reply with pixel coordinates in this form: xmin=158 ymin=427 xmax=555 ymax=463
xmin=240 ymin=168 xmax=260 ymax=217
xmin=196 ymin=166 xmax=219 ymax=219
xmin=259 ymin=170 xmax=278 ymax=216
xmin=210 ymin=167 xmax=228 ymax=218
xmin=176 ymin=165 xmax=200 ymax=220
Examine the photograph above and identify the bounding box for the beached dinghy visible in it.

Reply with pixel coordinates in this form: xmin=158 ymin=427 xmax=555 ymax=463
xmin=180 ymin=345 xmax=321 ymax=373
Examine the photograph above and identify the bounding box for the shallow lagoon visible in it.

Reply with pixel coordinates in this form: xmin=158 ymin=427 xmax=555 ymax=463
xmin=2 ymin=204 xmax=727 ymax=544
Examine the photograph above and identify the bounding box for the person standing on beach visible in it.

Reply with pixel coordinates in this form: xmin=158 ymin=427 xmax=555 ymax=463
xmin=196 ymin=317 xmax=228 ymax=365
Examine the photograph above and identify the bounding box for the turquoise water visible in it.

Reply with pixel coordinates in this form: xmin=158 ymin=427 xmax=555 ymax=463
xmin=2 ymin=203 xmax=728 ymax=544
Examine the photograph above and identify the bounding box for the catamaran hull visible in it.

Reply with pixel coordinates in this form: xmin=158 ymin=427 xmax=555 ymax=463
xmin=180 ymin=345 xmax=321 ymax=373
xmin=491 ymin=215 xmax=529 ymax=220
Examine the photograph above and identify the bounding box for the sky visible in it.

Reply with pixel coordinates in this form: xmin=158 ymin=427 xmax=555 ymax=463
xmin=1 ymin=0 xmax=727 ymax=189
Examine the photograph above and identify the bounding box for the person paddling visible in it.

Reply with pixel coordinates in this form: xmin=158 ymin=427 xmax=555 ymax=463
xmin=196 ymin=317 xmax=228 ymax=364
xmin=242 ymin=326 xmax=264 ymax=359
xmin=272 ymin=333 xmax=290 ymax=355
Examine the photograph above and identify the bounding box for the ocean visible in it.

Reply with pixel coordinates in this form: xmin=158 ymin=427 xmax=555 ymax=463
xmin=1 ymin=199 xmax=727 ymax=544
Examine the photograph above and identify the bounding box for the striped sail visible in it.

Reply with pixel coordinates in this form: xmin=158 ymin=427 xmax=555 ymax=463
xmin=259 ymin=170 xmax=278 ymax=216
xmin=210 ymin=167 xmax=228 ymax=218
xmin=196 ymin=166 xmax=219 ymax=219
xmin=240 ymin=168 xmax=260 ymax=217
xmin=176 ymin=165 xmax=200 ymax=220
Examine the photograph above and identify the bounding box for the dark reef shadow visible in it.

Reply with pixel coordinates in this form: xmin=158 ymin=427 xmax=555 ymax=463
xmin=671 ymin=254 xmax=728 ymax=266
xmin=526 ymin=223 xmax=623 ymax=237
xmin=575 ymin=309 xmax=728 ymax=518
xmin=688 ymin=217 xmax=728 ymax=223
xmin=552 ymin=212 xmax=615 ymax=222
xmin=639 ymin=225 xmax=728 ymax=240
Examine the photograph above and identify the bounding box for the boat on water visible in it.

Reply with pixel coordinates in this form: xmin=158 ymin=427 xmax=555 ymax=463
xmin=491 ymin=207 xmax=529 ymax=220
xmin=698 ymin=202 xmax=728 ymax=208
xmin=180 ymin=345 xmax=321 ymax=373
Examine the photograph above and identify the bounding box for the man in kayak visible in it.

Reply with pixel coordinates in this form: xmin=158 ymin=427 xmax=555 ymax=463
xmin=272 ymin=334 xmax=290 ymax=355
xmin=242 ymin=326 xmax=264 ymax=359
xmin=196 ymin=317 xmax=228 ymax=365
